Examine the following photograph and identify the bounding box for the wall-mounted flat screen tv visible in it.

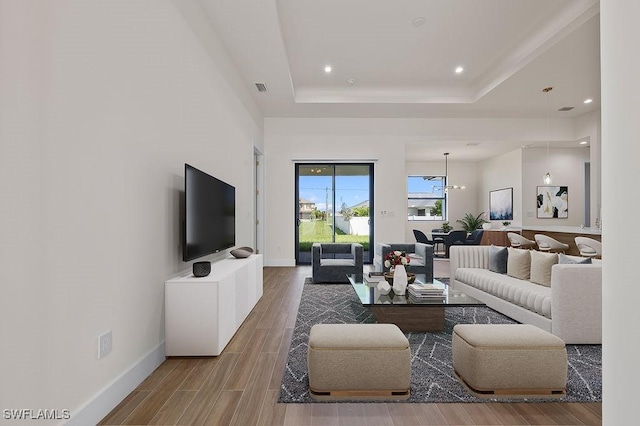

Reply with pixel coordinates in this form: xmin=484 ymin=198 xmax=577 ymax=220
xmin=183 ymin=164 xmax=235 ymax=261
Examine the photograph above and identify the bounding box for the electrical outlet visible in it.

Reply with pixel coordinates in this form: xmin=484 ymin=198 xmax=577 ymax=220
xmin=98 ymin=330 xmax=112 ymax=359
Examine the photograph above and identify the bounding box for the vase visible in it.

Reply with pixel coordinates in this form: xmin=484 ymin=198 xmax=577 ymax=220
xmin=392 ymin=264 xmax=408 ymax=296
xmin=384 ymin=271 xmax=416 ymax=286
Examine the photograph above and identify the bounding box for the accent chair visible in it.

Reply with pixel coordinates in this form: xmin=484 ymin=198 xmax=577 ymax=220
xmin=374 ymin=242 xmax=434 ymax=283
xmin=312 ymin=242 xmax=364 ymax=283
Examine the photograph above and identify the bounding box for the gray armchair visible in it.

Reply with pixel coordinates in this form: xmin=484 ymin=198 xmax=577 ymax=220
xmin=374 ymin=242 xmax=434 ymax=283
xmin=312 ymin=243 xmax=364 ymax=283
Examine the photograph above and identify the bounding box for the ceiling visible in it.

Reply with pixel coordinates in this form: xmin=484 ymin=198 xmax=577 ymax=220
xmin=200 ymin=0 xmax=601 ymax=160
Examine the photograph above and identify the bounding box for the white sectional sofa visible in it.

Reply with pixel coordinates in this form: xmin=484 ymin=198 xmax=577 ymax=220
xmin=449 ymin=245 xmax=602 ymax=344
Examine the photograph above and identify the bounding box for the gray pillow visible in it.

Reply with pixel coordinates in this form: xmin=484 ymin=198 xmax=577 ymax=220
xmin=558 ymin=253 xmax=592 ymax=264
xmin=489 ymin=245 xmax=508 ymax=274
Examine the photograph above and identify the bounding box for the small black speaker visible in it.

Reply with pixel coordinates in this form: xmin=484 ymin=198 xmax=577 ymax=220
xmin=192 ymin=261 xmax=211 ymax=277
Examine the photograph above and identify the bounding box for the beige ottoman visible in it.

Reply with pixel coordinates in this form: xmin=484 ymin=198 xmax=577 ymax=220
xmin=452 ymin=324 xmax=567 ymax=398
xmin=307 ymin=323 xmax=410 ymax=400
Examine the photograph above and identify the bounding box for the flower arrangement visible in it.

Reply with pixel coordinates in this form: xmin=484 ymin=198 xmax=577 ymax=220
xmin=384 ymin=250 xmax=410 ymax=270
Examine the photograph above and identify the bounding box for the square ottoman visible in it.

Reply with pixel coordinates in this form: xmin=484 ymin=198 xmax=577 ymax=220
xmin=307 ymin=323 xmax=410 ymax=400
xmin=452 ymin=324 xmax=567 ymax=398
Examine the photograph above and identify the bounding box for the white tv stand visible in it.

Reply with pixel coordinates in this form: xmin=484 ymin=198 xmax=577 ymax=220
xmin=164 ymin=254 xmax=263 ymax=356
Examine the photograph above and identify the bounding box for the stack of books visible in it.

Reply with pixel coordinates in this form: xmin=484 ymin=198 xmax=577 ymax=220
xmin=364 ymin=272 xmax=386 ymax=286
xmin=407 ymin=283 xmax=446 ymax=303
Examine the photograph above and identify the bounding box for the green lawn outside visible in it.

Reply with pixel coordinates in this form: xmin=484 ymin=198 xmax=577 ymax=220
xmin=298 ymin=221 xmax=370 ymax=251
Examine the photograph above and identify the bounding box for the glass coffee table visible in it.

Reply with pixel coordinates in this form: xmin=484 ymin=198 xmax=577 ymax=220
xmin=347 ymin=274 xmax=484 ymax=332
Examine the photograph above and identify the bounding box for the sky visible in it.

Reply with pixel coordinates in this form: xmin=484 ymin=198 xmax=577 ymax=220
xmin=299 ymin=174 xmax=369 ymax=212
xmin=407 ymin=176 xmax=444 ymax=197
xmin=299 ymin=174 xmax=444 ymax=212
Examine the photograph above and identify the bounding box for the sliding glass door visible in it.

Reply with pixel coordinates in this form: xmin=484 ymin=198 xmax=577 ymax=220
xmin=295 ymin=163 xmax=374 ymax=265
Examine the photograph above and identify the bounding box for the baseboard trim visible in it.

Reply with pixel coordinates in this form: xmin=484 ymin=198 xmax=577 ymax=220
xmin=66 ymin=341 xmax=165 ymax=426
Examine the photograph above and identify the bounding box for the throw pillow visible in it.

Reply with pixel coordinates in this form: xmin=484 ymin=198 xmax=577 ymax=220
xmin=507 ymin=248 xmax=531 ymax=280
xmin=558 ymin=253 xmax=592 ymax=264
xmin=488 ymin=245 xmax=508 ymax=274
xmin=529 ymin=250 xmax=558 ymax=287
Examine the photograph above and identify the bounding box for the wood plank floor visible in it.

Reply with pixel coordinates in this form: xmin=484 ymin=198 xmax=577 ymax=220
xmin=100 ymin=261 xmax=602 ymax=425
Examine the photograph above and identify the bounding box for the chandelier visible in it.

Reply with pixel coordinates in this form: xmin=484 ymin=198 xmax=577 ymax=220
xmin=444 ymin=152 xmax=465 ymax=192
xmin=542 ymin=86 xmax=553 ymax=184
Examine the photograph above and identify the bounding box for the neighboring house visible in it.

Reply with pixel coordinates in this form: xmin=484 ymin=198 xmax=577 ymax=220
xmin=299 ymin=198 xmax=316 ymax=220
xmin=349 ymin=200 xmax=369 ymax=211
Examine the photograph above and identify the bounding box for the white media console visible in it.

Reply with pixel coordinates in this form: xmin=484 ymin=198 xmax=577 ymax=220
xmin=164 ymin=254 xmax=263 ymax=356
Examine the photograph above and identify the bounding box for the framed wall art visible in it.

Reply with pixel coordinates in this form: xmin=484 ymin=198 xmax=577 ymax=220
xmin=489 ymin=187 xmax=513 ymax=220
xmin=537 ymin=186 xmax=568 ymax=218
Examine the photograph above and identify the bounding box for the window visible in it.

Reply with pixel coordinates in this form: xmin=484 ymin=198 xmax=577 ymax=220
xmin=407 ymin=175 xmax=446 ymax=221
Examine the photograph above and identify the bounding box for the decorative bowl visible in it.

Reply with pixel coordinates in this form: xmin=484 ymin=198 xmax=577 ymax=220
xmin=230 ymin=246 xmax=254 ymax=258
xmin=384 ymin=272 xmax=416 ymax=285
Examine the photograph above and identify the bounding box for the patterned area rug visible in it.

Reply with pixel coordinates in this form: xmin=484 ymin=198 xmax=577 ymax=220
xmin=277 ymin=278 xmax=602 ymax=403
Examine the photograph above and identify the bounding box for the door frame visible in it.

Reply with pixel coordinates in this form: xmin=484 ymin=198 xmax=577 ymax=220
xmin=294 ymin=162 xmax=374 ymax=265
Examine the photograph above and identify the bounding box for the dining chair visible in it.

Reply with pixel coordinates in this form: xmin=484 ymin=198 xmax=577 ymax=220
xmin=413 ymin=229 xmax=445 ymax=257
xmin=507 ymin=232 xmax=536 ymax=249
xmin=413 ymin=229 xmax=430 ymax=244
xmin=575 ymin=236 xmax=602 ymax=258
xmin=534 ymin=234 xmax=569 ymax=253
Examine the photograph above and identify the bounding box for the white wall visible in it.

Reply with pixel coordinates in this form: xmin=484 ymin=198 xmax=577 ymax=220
xmin=574 ymin=110 xmax=602 ymax=226
xmin=601 ymin=1 xmax=639 ymax=424
xmin=263 ymin=119 xmax=406 ymax=266
xmin=479 ymin=149 xmax=523 ymax=227
xmin=522 ymin=147 xmax=590 ymax=226
xmin=0 ymin=1 xmax=262 ymax=423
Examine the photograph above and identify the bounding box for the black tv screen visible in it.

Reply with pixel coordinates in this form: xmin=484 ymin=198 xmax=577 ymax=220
xmin=183 ymin=164 xmax=235 ymax=261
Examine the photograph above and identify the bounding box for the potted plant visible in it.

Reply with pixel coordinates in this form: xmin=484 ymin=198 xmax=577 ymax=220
xmin=501 ymin=221 xmax=511 ymax=230
xmin=441 ymin=222 xmax=453 ymax=233
xmin=456 ymin=212 xmax=487 ymax=233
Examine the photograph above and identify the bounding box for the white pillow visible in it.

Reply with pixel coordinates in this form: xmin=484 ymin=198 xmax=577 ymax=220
xmin=507 ymin=248 xmax=531 ymax=280
xmin=529 ymin=250 xmax=558 ymax=287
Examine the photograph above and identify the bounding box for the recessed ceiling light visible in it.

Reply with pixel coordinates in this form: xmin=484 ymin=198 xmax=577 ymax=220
xmin=455 ymin=66 xmax=464 ymax=74
xmin=580 ymin=140 xmax=588 ymax=145
xmin=584 ymin=98 xmax=593 ymax=104
xmin=324 ymin=65 xmax=332 ymax=73
xmin=412 ymin=17 xmax=426 ymax=27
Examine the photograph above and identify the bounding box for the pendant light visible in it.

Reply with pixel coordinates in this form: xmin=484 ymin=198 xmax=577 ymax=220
xmin=542 ymin=86 xmax=553 ymax=184
xmin=443 ymin=152 xmax=465 ymax=192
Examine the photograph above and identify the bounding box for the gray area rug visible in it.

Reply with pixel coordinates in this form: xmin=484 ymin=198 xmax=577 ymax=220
xmin=278 ymin=278 xmax=602 ymax=403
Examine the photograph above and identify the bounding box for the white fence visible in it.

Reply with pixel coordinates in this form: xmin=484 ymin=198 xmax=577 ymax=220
xmin=335 ymin=216 xmax=370 ymax=235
